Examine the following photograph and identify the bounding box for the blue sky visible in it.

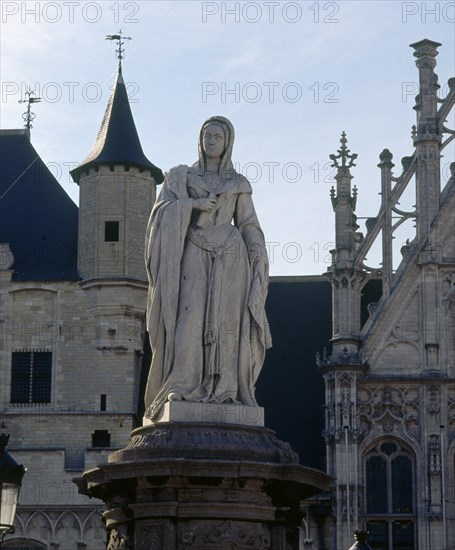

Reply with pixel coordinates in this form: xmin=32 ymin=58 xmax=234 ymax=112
xmin=1 ymin=0 xmax=454 ymax=275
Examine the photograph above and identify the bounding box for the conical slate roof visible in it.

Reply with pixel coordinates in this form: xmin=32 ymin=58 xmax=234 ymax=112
xmin=71 ymin=64 xmax=163 ymax=184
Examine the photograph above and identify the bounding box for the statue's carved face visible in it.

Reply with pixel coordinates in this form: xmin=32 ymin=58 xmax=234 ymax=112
xmin=202 ymin=123 xmax=226 ymax=160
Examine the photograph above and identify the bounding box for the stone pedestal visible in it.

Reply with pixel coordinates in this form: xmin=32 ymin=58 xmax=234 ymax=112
xmin=78 ymin=406 xmax=331 ymax=549
xmin=145 ymin=401 xmax=265 ymax=427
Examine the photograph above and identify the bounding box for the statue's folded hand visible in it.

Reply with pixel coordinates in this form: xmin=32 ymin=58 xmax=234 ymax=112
xmin=193 ymin=196 xmax=217 ymax=212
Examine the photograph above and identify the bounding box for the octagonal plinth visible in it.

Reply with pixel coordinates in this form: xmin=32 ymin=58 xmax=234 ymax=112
xmin=78 ymin=422 xmax=331 ymax=549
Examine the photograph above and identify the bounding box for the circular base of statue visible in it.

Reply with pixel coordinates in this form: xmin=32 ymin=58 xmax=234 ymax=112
xmin=78 ymin=421 xmax=331 ymax=550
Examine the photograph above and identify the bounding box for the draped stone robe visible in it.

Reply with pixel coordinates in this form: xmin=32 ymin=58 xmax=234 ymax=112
xmin=144 ymin=164 xmax=271 ymax=420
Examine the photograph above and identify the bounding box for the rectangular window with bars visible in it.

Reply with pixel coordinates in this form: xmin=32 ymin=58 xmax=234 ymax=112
xmin=11 ymin=351 xmax=52 ymax=404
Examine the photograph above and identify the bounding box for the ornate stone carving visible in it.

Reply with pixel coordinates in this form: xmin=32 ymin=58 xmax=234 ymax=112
xmin=401 ymin=156 xmax=414 ymax=171
xmin=323 ymin=380 xmax=337 ymax=443
xmin=427 ymin=385 xmax=440 ymax=414
xmin=15 ymin=509 xmax=104 ymax=548
xmin=358 ymin=386 xmax=420 ymax=441
xmin=329 ymin=132 xmax=358 ymax=173
xmin=105 ymin=494 xmax=131 ymax=511
xmin=367 ymin=302 xmax=378 ymax=317
xmin=170 ymin=486 xmax=271 ymax=507
xmin=180 ymin=520 xmax=270 ymax=549
xmin=390 ymin=321 xmax=420 ymax=342
xmin=442 ymin=272 xmax=455 ymax=309
xmin=428 ymin=435 xmax=441 ymax=473
xmin=107 ymin=527 xmax=133 ymax=550
xmin=136 ymin=525 xmax=166 ymax=550
xmin=419 ymin=145 xmax=438 ymax=167
xmin=337 ymin=485 xmax=356 ymax=522
xmin=412 ymin=44 xmax=439 ymax=59
xmin=119 ymin=423 xmax=299 ymax=464
xmin=425 ymin=344 xmax=439 ymax=367
xmin=447 ymin=387 xmax=455 ymax=441
xmin=340 ymin=384 xmax=352 ymax=418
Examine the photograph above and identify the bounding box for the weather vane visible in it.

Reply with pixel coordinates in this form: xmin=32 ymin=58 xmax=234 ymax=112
xmin=105 ymin=30 xmax=132 ymax=62
xmin=18 ymin=88 xmax=42 ymax=130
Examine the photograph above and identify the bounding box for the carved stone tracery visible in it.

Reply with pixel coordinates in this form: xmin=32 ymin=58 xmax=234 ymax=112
xmin=180 ymin=520 xmax=270 ymax=549
xmin=136 ymin=525 xmax=166 ymax=550
xmin=358 ymin=386 xmax=420 ymax=441
xmin=427 ymin=385 xmax=440 ymax=414
xmin=428 ymin=435 xmax=441 ymax=473
xmin=447 ymin=386 xmax=455 ymax=442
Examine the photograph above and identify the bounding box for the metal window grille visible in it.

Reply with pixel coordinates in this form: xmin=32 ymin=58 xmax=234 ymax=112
xmin=10 ymin=351 xmax=52 ymax=404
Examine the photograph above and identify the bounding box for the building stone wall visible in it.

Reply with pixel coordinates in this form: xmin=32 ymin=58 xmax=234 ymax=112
xmin=78 ymin=165 xmax=155 ymax=281
xmin=0 ymin=156 xmax=156 ymax=549
xmin=0 ymin=274 xmax=146 ymax=548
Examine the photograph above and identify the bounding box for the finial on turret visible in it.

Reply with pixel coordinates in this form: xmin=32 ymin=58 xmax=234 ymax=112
xmin=106 ymin=30 xmax=132 ymax=70
xmin=18 ymin=88 xmax=41 ymax=131
xmin=329 ymin=132 xmax=358 ymax=173
xmin=409 ymin=38 xmax=441 ymax=60
xmin=378 ymin=149 xmax=394 ymax=168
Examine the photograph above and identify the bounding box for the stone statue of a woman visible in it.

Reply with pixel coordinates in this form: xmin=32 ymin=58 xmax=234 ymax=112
xmin=144 ymin=116 xmax=271 ymax=420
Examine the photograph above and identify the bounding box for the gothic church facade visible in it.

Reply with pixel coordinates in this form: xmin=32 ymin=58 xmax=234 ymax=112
xmin=320 ymin=39 xmax=455 ymax=550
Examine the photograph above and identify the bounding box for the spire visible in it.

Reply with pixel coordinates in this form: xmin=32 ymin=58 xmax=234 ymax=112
xmin=329 ymin=132 xmax=359 ymax=251
xmin=409 ymin=38 xmax=442 ymax=240
xmin=71 ymin=63 xmax=163 ymax=185
xmin=329 ymin=131 xmax=358 ymax=176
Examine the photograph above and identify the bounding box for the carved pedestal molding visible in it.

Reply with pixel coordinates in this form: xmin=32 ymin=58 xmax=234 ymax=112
xmin=144 ymin=401 xmax=265 ymax=427
xmin=78 ymin=420 xmax=331 ymax=549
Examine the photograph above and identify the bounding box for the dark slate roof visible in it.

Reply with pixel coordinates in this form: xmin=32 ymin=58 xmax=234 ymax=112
xmin=70 ymin=65 xmax=163 ymax=184
xmin=0 ymin=129 xmax=79 ymax=281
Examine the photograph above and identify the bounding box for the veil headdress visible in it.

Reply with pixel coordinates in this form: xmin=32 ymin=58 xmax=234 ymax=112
xmin=195 ymin=116 xmax=236 ymax=179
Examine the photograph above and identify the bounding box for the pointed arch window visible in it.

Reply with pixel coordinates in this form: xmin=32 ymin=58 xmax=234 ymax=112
xmin=364 ymin=440 xmax=415 ymax=550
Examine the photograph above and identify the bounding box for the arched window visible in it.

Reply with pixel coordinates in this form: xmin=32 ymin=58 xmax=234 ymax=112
xmin=364 ymin=440 xmax=415 ymax=550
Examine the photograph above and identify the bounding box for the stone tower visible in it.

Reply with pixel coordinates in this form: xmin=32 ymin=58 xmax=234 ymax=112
xmin=319 ymin=39 xmax=455 ymax=549
xmin=70 ymin=60 xmax=163 ymax=419
xmin=319 ymin=132 xmax=368 ymax=550
xmin=71 ymin=62 xmax=163 ymax=281
xmin=0 ymin=55 xmax=162 ymax=545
